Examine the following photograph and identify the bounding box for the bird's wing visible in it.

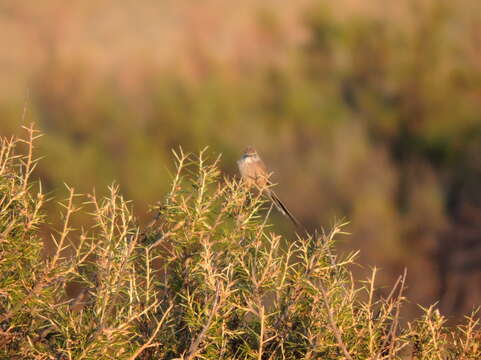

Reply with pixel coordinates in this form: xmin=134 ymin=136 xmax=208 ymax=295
xmin=253 ymin=158 xmax=271 ymax=187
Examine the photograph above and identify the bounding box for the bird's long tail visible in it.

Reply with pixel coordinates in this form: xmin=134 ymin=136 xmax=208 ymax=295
xmin=268 ymin=191 xmax=302 ymax=229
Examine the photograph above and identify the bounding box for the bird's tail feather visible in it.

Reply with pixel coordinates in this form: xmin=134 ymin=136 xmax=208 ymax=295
xmin=269 ymin=192 xmax=302 ymax=229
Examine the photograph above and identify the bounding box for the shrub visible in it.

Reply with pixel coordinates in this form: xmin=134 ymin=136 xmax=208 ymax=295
xmin=0 ymin=125 xmax=479 ymax=359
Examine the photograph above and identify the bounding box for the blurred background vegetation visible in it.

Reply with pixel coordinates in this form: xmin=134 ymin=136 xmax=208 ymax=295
xmin=1 ymin=0 xmax=480 ymax=322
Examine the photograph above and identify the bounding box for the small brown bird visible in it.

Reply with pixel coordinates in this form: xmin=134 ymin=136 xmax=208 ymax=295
xmin=237 ymin=146 xmax=301 ymax=228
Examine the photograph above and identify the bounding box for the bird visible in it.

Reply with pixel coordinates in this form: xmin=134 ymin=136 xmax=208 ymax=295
xmin=237 ymin=146 xmax=301 ymax=228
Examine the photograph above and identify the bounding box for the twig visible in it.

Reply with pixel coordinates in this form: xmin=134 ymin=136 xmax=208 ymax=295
xmin=388 ymin=268 xmax=407 ymax=358
xmin=318 ymin=281 xmax=353 ymax=360
xmin=128 ymin=302 xmax=174 ymax=360
xmin=184 ymin=283 xmax=221 ymax=360
xmin=377 ymin=269 xmax=407 ymax=358
xmin=258 ymin=305 xmax=265 ymax=360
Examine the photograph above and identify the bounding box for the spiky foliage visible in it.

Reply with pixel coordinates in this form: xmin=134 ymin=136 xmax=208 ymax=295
xmin=0 ymin=126 xmax=480 ymax=359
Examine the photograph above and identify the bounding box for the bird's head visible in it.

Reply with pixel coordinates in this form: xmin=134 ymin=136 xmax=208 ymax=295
xmin=243 ymin=146 xmax=258 ymax=157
